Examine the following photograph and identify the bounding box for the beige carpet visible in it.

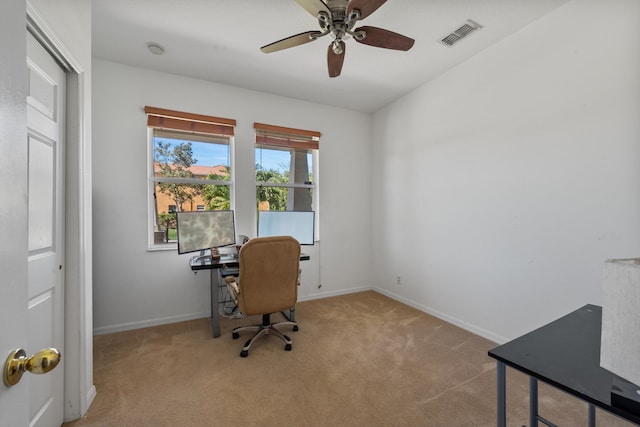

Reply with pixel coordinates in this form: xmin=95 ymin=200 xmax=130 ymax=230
xmin=64 ymin=291 xmax=633 ymax=426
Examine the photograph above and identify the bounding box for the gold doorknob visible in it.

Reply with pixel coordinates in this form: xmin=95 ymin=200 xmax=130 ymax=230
xmin=3 ymin=348 xmax=61 ymax=386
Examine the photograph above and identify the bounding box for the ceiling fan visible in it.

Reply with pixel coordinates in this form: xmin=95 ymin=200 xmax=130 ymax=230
xmin=260 ymin=0 xmax=415 ymax=78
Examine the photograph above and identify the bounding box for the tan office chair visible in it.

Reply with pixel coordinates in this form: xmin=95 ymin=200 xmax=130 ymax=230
xmin=225 ymin=236 xmax=301 ymax=357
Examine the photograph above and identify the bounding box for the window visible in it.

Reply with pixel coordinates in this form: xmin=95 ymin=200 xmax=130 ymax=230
xmin=254 ymin=122 xmax=319 ymax=237
xmin=146 ymin=107 xmax=236 ymax=247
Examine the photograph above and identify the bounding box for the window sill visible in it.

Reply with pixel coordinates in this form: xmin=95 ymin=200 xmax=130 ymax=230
xmin=147 ymin=244 xmax=176 ymax=252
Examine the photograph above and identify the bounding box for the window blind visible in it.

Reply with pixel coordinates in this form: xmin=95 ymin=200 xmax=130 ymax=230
xmin=145 ymin=106 xmax=235 ymax=137
xmin=254 ymin=122 xmax=320 ymax=150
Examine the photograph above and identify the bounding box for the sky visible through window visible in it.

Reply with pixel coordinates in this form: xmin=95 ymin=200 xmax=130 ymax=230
xmin=155 ymin=137 xmax=289 ymax=172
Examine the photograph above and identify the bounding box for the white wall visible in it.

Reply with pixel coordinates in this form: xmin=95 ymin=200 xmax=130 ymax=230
xmin=92 ymin=61 xmax=372 ymax=333
xmin=372 ymin=0 xmax=640 ymax=343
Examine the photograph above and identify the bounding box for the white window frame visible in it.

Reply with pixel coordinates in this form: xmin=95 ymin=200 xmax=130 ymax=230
xmin=147 ymin=128 xmax=235 ymax=250
xmin=254 ymin=141 xmax=319 ymax=241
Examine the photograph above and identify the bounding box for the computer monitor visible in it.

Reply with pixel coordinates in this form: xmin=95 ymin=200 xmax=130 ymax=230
xmin=176 ymin=210 xmax=236 ymax=255
xmin=257 ymin=210 xmax=315 ymax=245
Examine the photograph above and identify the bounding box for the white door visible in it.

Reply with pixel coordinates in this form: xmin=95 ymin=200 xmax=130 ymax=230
xmin=0 ymin=26 xmax=66 ymax=427
xmin=26 ymin=32 xmax=66 ymax=427
xmin=0 ymin=4 xmax=29 ymax=424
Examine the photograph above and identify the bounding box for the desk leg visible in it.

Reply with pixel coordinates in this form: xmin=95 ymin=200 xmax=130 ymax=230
xmin=210 ymin=270 xmax=221 ymax=338
xmin=282 ymin=306 xmax=296 ymax=322
xmin=497 ymin=361 xmax=506 ymax=427
xmin=588 ymin=403 xmax=595 ymax=427
xmin=530 ymin=377 xmax=539 ymax=427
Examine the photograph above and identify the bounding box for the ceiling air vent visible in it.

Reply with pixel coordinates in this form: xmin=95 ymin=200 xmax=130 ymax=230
xmin=439 ymin=20 xmax=483 ymax=47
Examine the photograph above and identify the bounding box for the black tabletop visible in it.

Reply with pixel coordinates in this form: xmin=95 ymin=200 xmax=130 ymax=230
xmin=488 ymin=304 xmax=640 ymax=425
xmin=189 ymin=255 xmax=240 ymax=271
xmin=189 ymin=253 xmax=310 ymax=271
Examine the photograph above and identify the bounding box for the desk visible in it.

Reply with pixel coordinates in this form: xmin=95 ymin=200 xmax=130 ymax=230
xmin=190 ymin=253 xmax=310 ymax=338
xmin=488 ymin=304 xmax=640 ymax=427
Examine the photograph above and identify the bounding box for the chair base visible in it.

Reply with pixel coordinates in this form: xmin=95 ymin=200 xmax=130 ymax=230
xmin=232 ymin=313 xmax=298 ymax=357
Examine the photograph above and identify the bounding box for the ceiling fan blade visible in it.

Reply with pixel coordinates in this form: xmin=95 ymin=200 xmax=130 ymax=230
xmin=261 ymin=31 xmax=323 ymax=53
xmin=347 ymin=0 xmax=387 ymax=20
xmin=354 ymin=26 xmax=415 ymax=51
xmin=327 ymin=41 xmax=346 ymax=78
xmin=295 ymin=0 xmax=330 ymax=18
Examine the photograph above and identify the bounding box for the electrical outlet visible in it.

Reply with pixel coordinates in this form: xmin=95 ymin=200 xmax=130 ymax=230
xmin=396 ymin=276 xmax=402 ymax=285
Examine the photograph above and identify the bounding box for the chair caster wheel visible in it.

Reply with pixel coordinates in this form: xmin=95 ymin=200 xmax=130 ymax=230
xmin=285 ymin=343 xmax=292 ymax=351
xmin=293 ymin=325 xmax=299 ymax=332
xmin=232 ymin=332 xmax=239 ymax=339
xmin=240 ymin=350 xmax=248 ymax=357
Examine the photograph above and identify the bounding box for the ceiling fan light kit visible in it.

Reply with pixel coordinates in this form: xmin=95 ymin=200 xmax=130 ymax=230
xmin=260 ymin=0 xmax=414 ymax=78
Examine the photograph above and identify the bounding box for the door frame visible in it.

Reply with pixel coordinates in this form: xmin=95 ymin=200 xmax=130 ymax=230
xmin=27 ymin=4 xmax=95 ymax=421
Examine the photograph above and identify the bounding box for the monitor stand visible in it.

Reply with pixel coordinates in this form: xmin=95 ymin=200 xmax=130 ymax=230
xmin=191 ymin=249 xmax=212 ymax=263
xmin=191 ymin=248 xmax=221 ymax=263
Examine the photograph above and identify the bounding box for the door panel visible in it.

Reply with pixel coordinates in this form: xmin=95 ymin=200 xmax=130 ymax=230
xmin=26 ymin=31 xmax=65 ymax=427
xmin=28 ymin=134 xmax=55 ymax=254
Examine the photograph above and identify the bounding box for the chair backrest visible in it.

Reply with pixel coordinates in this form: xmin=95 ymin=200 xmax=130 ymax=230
xmin=237 ymin=236 xmax=301 ymax=316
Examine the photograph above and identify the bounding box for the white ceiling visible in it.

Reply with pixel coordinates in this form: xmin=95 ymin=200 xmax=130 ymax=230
xmin=92 ymin=0 xmax=570 ymax=113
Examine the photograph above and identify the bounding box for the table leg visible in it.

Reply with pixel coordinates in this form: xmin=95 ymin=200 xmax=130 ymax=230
xmin=530 ymin=377 xmax=539 ymax=427
xmin=282 ymin=306 xmax=296 ymax=322
xmin=497 ymin=361 xmax=506 ymax=427
xmin=588 ymin=403 xmax=595 ymax=427
xmin=210 ymin=269 xmax=221 ymax=338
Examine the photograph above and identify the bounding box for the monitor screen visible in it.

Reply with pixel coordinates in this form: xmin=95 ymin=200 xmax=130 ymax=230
xmin=257 ymin=211 xmax=315 ymax=245
xmin=176 ymin=210 xmax=236 ymax=254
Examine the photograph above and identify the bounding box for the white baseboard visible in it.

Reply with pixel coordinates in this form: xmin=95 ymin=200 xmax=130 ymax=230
xmin=373 ymin=287 xmax=507 ymax=345
xmin=93 ymin=311 xmax=208 ymax=335
xmin=92 ymin=287 xmax=507 ymax=345
xmin=85 ymin=385 xmax=97 ymax=415
xmin=298 ymin=285 xmax=372 ymax=302
xmin=92 ymin=287 xmax=370 ymax=335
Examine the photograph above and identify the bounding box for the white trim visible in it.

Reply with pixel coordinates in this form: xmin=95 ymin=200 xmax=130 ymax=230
xmin=147 ymin=128 xmax=236 ymax=249
xmin=152 ymin=176 xmax=232 ymax=185
xmin=255 ymin=181 xmax=314 ymax=189
xmin=93 ymin=285 xmax=507 ymax=345
xmin=297 ymin=285 xmax=371 ymax=302
xmin=26 ymin=3 xmax=81 ymax=72
xmin=92 ymin=287 xmax=373 ymax=335
xmin=147 ymin=128 xmax=156 ymax=248
xmin=93 ymin=311 xmax=210 ymax=335
xmin=76 ymin=69 xmax=95 ymax=417
xmin=312 ymin=148 xmax=319 ymax=239
xmin=373 ymin=287 xmax=507 ymax=345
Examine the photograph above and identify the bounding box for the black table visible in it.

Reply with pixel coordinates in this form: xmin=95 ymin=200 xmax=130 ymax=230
xmin=190 ymin=253 xmax=309 ymax=338
xmin=488 ymin=304 xmax=640 ymax=427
